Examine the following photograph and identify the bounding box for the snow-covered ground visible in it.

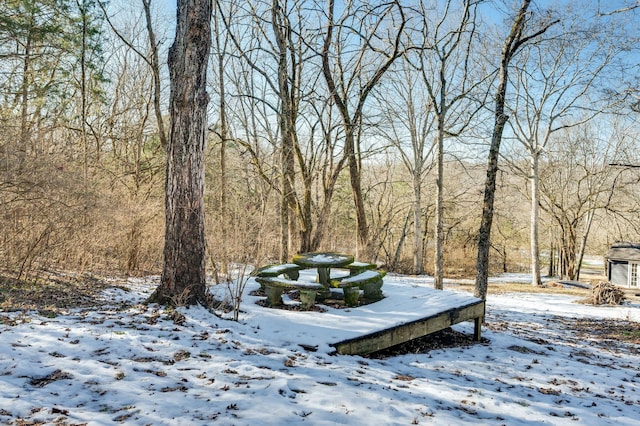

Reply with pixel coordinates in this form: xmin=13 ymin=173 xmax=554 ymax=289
xmin=1 ymin=273 xmax=639 ymax=425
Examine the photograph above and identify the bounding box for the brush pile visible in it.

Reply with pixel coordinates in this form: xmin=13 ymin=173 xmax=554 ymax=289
xmin=581 ymin=281 xmax=626 ymax=305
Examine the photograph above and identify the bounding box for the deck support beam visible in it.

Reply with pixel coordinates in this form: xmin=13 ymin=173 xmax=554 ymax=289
xmin=332 ymin=300 xmax=485 ymax=355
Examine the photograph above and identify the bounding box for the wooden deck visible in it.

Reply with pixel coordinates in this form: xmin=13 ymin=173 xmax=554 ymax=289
xmin=245 ymin=273 xmax=486 ymax=356
xmin=332 ymin=299 xmax=485 ymax=355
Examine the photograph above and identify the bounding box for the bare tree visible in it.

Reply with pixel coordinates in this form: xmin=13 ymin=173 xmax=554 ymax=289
xmin=412 ymin=0 xmax=488 ymax=289
xmin=272 ymin=0 xmax=301 ymax=259
xmin=141 ymin=0 xmax=168 ymax=149
xmin=505 ymin=7 xmax=619 ymax=286
xmin=377 ymin=59 xmax=436 ymax=274
xmin=217 ymin=0 xmax=336 ymax=259
xmin=99 ymin=0 xmax=168 ymax=148
xmin=210 ymin=0 xmax=231 ymax=277
xmin=148 ymin=0 xmax=212 ymax=306
xmin=474 ymin=0 xmax=557 ymax=300
xmin=540 ymin=120 xmax=635 ymax=280
xmin=321 ymin=0 xmax=407 ymax=260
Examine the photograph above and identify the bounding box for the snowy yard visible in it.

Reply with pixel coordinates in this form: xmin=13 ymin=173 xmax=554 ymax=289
xmin=1 ymin=273 xmax=640 ymax=425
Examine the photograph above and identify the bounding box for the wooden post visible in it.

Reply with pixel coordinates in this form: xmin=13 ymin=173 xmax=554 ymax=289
xmin=473 ymin=316 xmax=483 ymax=341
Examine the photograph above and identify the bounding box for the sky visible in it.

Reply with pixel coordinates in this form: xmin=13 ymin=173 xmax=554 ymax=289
xmin=2 ymin=268 xmax=640 ymax=425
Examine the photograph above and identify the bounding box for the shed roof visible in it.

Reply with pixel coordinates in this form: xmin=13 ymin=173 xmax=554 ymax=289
xmin=605 ymin=242 xmax=640 ymax=262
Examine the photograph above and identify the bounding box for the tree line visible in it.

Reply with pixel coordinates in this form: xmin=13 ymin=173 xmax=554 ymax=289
xmin=1 ymin=0 xmax=639 ymax=304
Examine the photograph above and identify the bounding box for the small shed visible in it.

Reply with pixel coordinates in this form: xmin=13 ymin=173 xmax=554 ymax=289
xmin=605 ymin=242 xmax=640 ymax=288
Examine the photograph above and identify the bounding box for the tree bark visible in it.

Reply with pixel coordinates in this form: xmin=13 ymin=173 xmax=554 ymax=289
xmin=148 ymin=0 xmax=212 ymax=306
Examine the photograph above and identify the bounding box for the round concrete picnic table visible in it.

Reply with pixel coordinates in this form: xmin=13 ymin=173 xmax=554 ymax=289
xmin=292 ymin=252 xmax=355 ymax=298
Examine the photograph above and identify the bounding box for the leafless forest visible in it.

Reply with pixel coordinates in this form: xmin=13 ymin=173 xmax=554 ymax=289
xmin=1 ymin=0 xmax=639 ymax=286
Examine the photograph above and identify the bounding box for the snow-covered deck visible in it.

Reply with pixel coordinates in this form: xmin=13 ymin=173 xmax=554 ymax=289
xmin=244 ymin=272 xmax=485 ymax=355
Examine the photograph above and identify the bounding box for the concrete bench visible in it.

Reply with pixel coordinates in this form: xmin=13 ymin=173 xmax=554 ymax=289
xmin=251 ymin=263 xmax=303 ymax=286
xmin=342 ymin=261 xmax=377 ymax=276
xmin=330 ymin=270 xmax=386 ymax=306
xmin=255 ymin=276 xmax=323 ymax=309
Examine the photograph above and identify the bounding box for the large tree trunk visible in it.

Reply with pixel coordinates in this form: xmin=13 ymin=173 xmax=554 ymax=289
xmin=148 ymin=0 xmax=212 ymax=306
